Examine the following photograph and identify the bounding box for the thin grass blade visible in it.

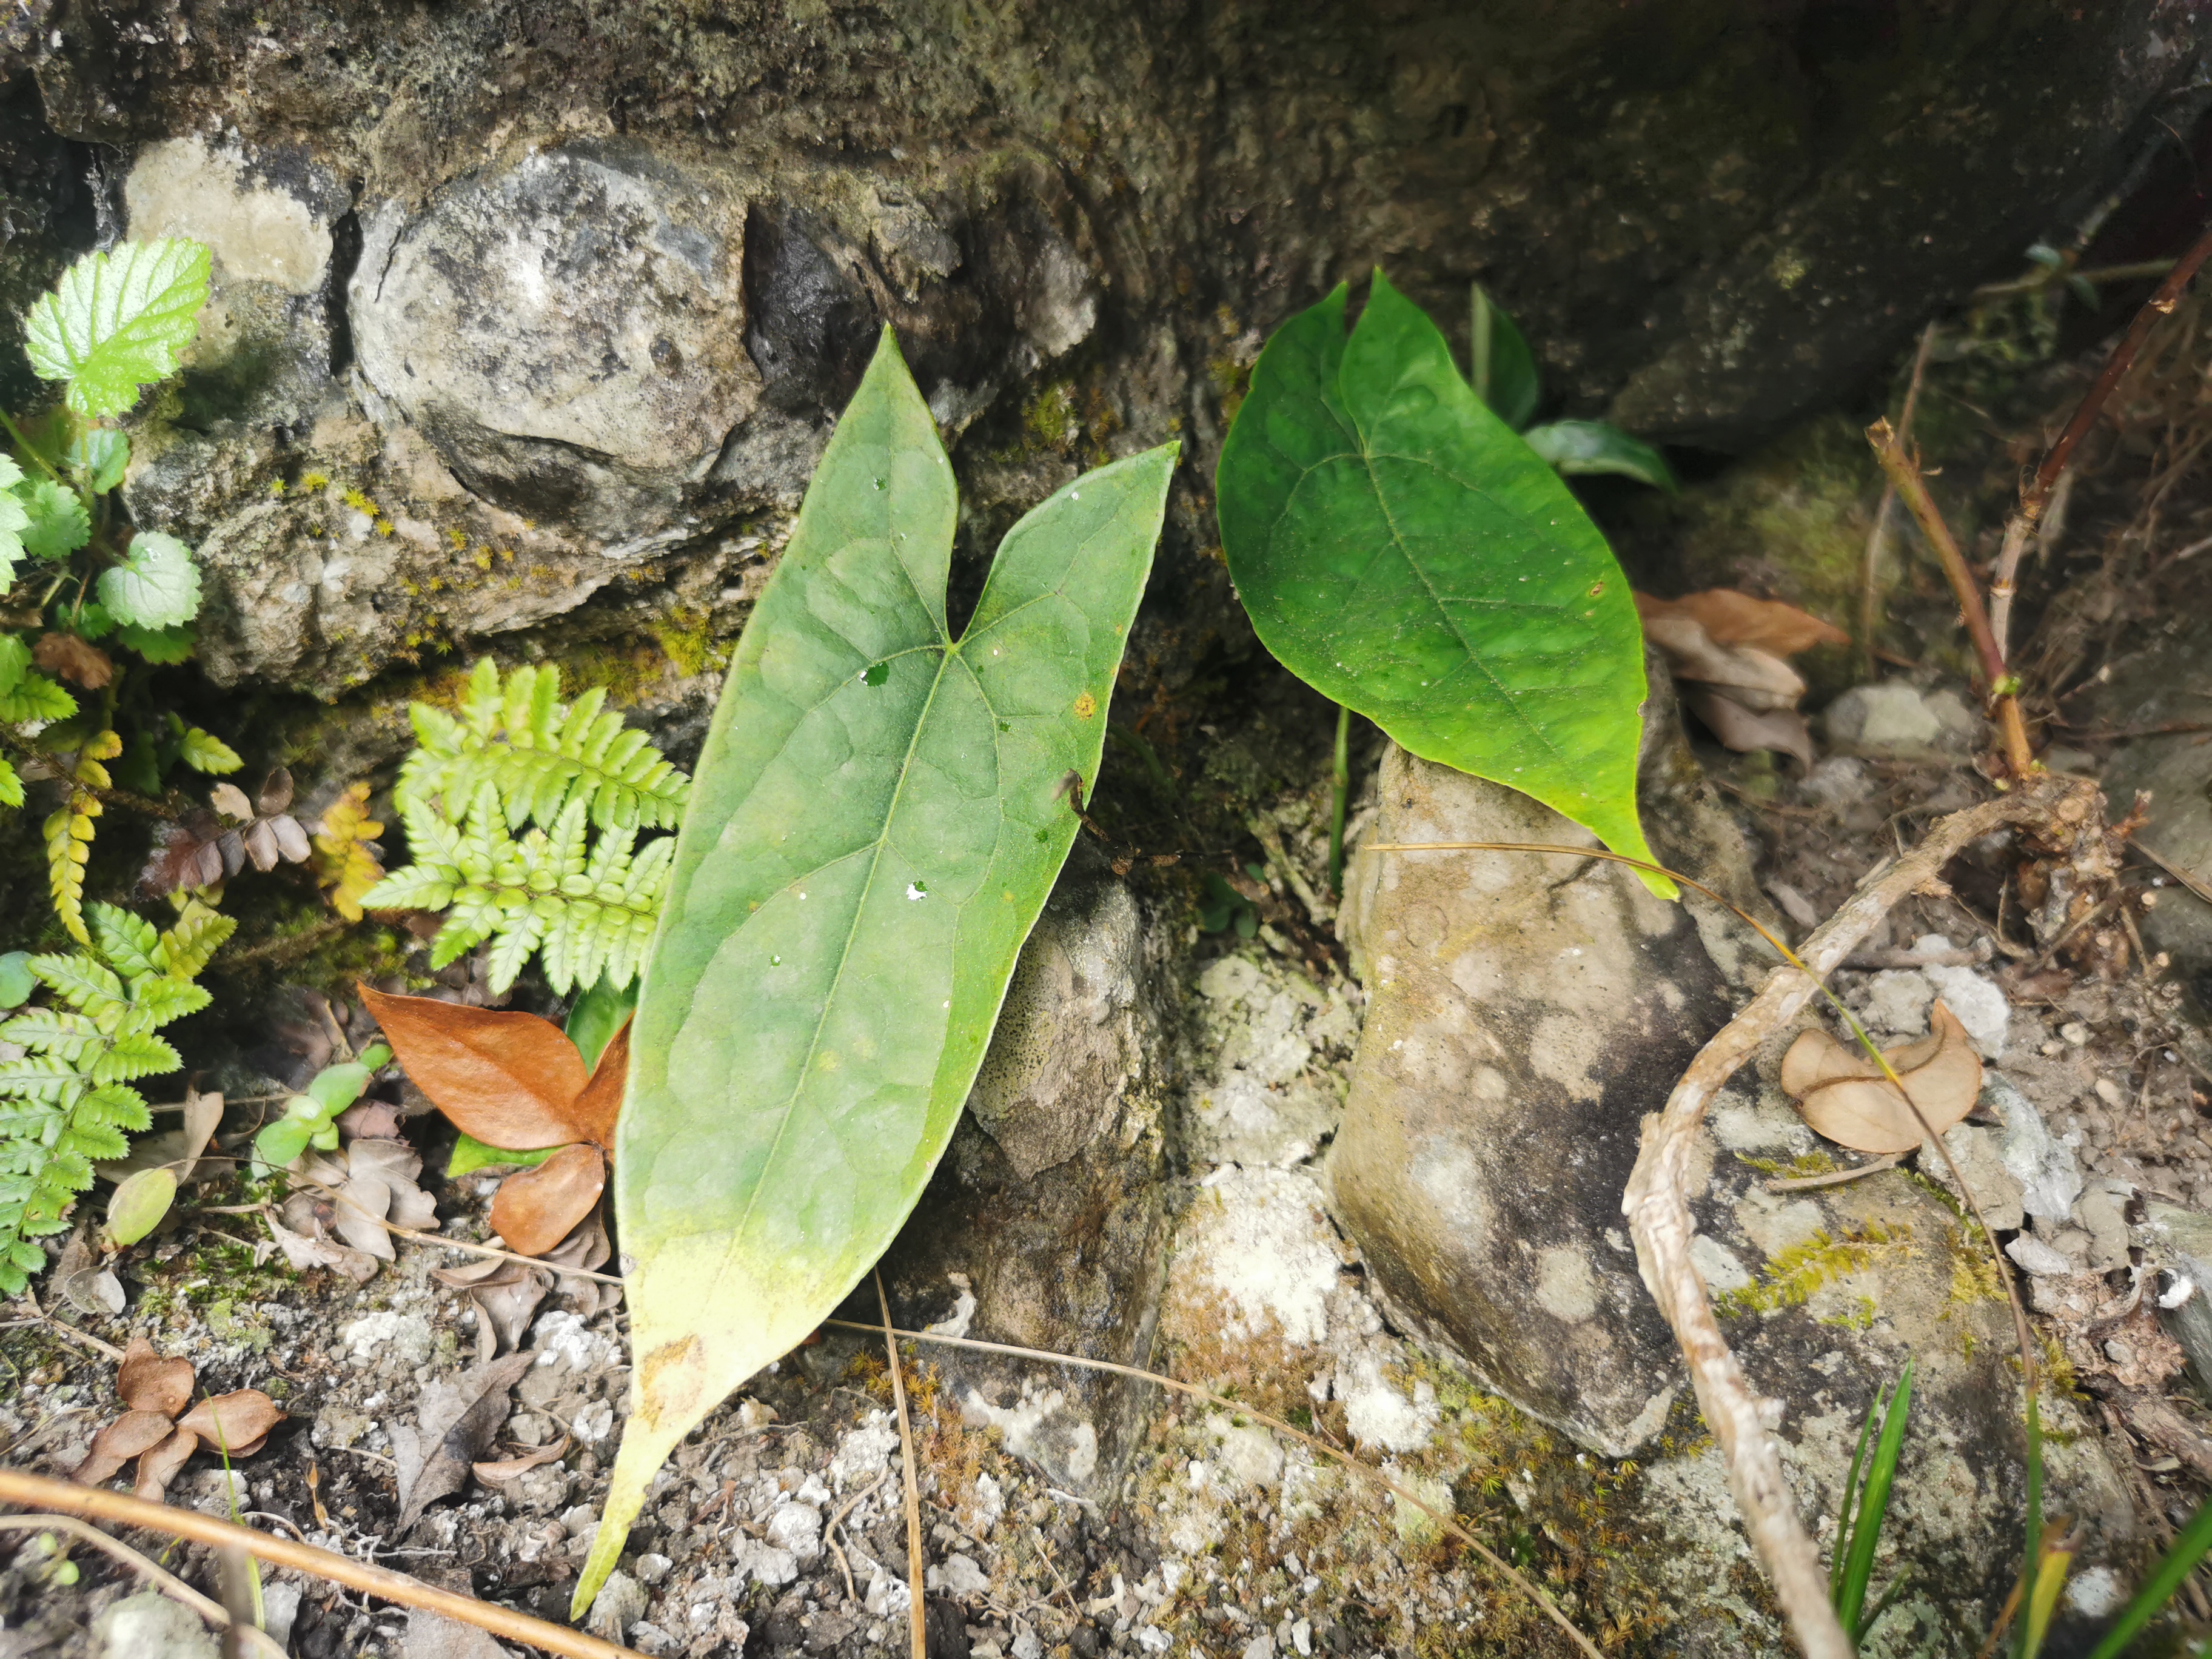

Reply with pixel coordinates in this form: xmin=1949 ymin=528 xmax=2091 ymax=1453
xmin=1838 ymin=1358 xmax=1914 ymax=1640
xmin=2083 ymin=1492 xmax=2212 ymax=1659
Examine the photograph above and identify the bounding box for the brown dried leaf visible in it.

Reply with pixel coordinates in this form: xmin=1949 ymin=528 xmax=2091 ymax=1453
xmin=33 ymin=632 xmax=114 ymax=690
xmin=1780 ymin=1000 xmax=1984 ymax=1155
xmin=241 ymin=817 xmax=280 ymax=873
xmin=568 ymin=1019 xmax=631 ymax=1153
xmin=270 ymin=814 xmax=313 ymax=865
xmin=1637 ymin=589 xmax=1850 ymax=657
xmin=73 ymin=1410 xmax=177 ymax=1485
xmin=490 ymin=1144 xmax=606 ymax=1259
xmin=541 ymin=1208 xmax=618 ymax=1318
xmin=434 ymin=1256 xmax=551 ymax=1360
xmin=55 ymin=1229 xmax=121 ymax=1319
xmin=472 ymin=1436 xmax=571 ymax=1487
xmin=134 ymin=1427 xmax=199 ymax=1500
xmin=358 ymin=985 xmax=592 ymax=1150
xmin=209 ymin=782 xmax=255 ymax=823
xmin=178 ymin=1087 xmax=223 ymax=1185
xmin=391 ymin=1352 xmax=536 ymax=1527
xmin=1640 ymin=612 xmax=1806 ymax=709
xmin=176 ymin=1390 xmax=284 ymax=1455
xmin=140 ymin=813 xmax=228 ymax=898
xmin=256 ymin=768 xmax=295 ymax=818
xmin=116 ymin=1335 xmax=195 ymax=1418
xmin=1681 ymin=688 xmax=1815 ymax=769
xmin=268 ymin=1196 xmax=381 ymax=1283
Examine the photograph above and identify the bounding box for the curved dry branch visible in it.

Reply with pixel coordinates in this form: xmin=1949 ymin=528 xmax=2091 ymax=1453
xmin=1619 ymin=786 xmax=2051 ymax=1659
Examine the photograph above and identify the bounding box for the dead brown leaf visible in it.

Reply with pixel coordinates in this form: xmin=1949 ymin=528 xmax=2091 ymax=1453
xmin=434 ymin=1256 xmax=551 ymax=1363
xmin=117 ymin=1335 xmax=195 ymax=1418
xmin=1680 ymin=688 xmax=1816 ymax=770
xmin=33 ymin=631 xmax=113 ymax=689
xmin=1639 ymin=614 xmax=1806 ymax=710
xmin=176 ymin=1390 xmax=284 ymax=1456
xmin=72 ymin=1410 xmax=175 ymax=1486
xmin=269 ymin=1195 xmax=381 ymax=1283
xmin=54 ymin=1228 xmax=122 ymax=1318
xmin=568 ymin=1019 xmax=630 ymax=1153
xmin=359 ymin=985 xmax=592 ymax=1150
xmin=471 ymin=1436 xmax=570 ymax=1488
xmin=390 ymin=1351 xmax=536 ymax=1528
xmin=1637 ymin=589 xmax=1850 ymax=657
xmin=542 ymin=1208 xmax=620 ymax=1318
xmin=489 ymin=1143 xmax=606 ymax=1259
xmin=1780 ymin=1000 xmax=1984 ymax=1154
xmin=133 ymin=1425 xmax=198 ymax=1500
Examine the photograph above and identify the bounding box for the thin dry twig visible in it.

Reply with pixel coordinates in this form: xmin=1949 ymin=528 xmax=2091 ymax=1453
xmin=1763 ymin=1153 xmax=1904 ymax=1191
xmin=822 ymin=1319 xmax=1606 ymax=1658
xmin=1866 ymin=420 xmax=2036 ymax=777
xmin=1861 ymin=321 xmax=1939 ymax=677
xmin=1992 ymin=221 xmax=2212 ymax=657
xmin=0 ymin=1514 xmax=286 ymax=1659
xmin=0 ymin=1470 xmax=645 ymax=1657
xmin=1617 ymin=788 xmax=2049 ymax=1659
xmin=825 ymin=1469 xmax=891 ymax=1603
xmin=14 ymin=1287 xmax=126 ymax=1362
xmin=875 ymin=1271 xmax=927 ymax=1659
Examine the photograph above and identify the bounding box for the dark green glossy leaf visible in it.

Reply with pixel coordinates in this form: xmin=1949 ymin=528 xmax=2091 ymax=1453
xmin=564 ymin=973 xmax=638 ymax=1072
xmin=1522 ymin=420 xmax=1677 ymax=492
xmin=577 ymin=329 xmax=1174 ymax=1613
xmin=1216 ymin=271 xmax=1667 ymax=893
xmin=1470 ymin=283 xmax=1540 ymax=431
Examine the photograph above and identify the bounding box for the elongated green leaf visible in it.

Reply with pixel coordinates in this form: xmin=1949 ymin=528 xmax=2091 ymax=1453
xmin=1522 ymin=420 xmax=1678 ymax=493
xmin=1836 ymin=1359 xmax=1911 ymax=1640
xmin=2084 ymin=1490 xmax=2212 ymax=1659
xmin=1217 ymin=271 xmax=1669 ymax=894
xmin=24 ymin=239 xmax=211 ymax=418
xmin=577 ymin=330 xmax=1173 ymax=1615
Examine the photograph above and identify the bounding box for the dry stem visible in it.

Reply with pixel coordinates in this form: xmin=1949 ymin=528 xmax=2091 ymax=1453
xmin=1860 ymin=322 xmax=1937 ymax=677
xmin=0 ymin=1470 xmax=645 ymax=1658
xmin=1619 ymin=788 xmax=2048 ymax=1659
xmin=0 ymin=1514 xmax=286 ymax=1659
xmin=876 ymin=1270 xmax=928 ymax=1659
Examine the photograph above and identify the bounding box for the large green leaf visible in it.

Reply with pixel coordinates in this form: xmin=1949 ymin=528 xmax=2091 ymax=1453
xmin=1216 ymin=270 xmax=1669 ymax=894
xmin=576 ymin=329 xmax=1174 ymax=1614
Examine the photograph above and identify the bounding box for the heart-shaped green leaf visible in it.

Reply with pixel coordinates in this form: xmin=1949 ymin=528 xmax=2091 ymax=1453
xmin=99 ymin=531 xmax=201 ymax=629
xmin=575 ymin=329 xmax=1174 ymax=1614
xmin=1216 ymin=270 xmax=1668 ymax=894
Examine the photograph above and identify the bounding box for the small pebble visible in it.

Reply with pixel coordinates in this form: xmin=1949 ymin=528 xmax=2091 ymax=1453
xmin=2094 ymin=1078 xmax=2124 ymax=1107
xmin=2060 ymin=1022 xmax=2091 ymax=1046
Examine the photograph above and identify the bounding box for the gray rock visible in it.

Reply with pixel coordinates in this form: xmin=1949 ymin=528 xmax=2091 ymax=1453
xmin=2139 ymin=1201 xmax=2212 ymax=1391
xmin=882 ymin=846 xmax=1175 ymax=1496
xmin=585 ymin=1568 xmax=649 ymax=1640
xmin=1862 ymin=968 xmax=1935 ymax=1035
xmin=1821 ymin=683 xmax=1980 ymax=755
xmin=1988 ymin=1074 xmax=2084 ymax=1224
xmin=2088 ymin=615 xmax=2212 ymax=992
xmin=352 ymin=144 xmax=757 ymax=543
xmin=1330 ymin=683 xmax=1771 ymax=1453
xmin=1923 ymin=1122 xmax=2026 ymax=1233
xmin=92 ymin=1591 xmax=220 ymax=1659
xmin=967 ymin=872 xmax=1144 ymax=1179
xmin=1915 ymin=934 xmax=2011 ymax=1059
xmin=2073 ymin=1187 xmax=2133 ymax=1273
xmin=404 ymin=1606 xmax=517 ymax=1658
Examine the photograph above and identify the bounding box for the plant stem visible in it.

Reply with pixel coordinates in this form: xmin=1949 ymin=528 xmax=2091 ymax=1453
xmin=1864 ymin=419 xmax=2036 ymax=779
xmin=0 ymin=407 xmax=65 ymax=486
xmin=1327 ymin=703 xmax=1350 ymax=897
xmin=0 ymin=1470 xmax=645 ymax=1658
xmin=1859 ymin=322 xmax=1937 ymax=680
xmin=874 ymin=1271 xmax=927 ymax=1659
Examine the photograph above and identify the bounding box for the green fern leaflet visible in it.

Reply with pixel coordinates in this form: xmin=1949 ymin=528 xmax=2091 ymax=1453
xmin=0 ymin=899 xmax=232 ymax=1292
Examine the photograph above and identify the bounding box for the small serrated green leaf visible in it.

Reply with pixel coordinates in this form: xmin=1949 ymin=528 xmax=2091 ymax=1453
xmin=1215 ymin=272 xmax=1669 ymax=896
xmin=0 ymin=635 xmax=27 ymax=697
xmin=24 ymin=239 xmax=212 ymax=418
xmin=115 ymin=622 xmax=195 ymax=663
xmin=98 ymin=531 xmax=201 ymax=629
xmin=18 ymin=480 xmax=89 ymax=560
xmin=1521 ymin=420 xmax=1678 ymax=492
xmin=176 ymin=724 xmax=241 ymax=774
xmin=104 ymin=1165 xmax=176 ymax=1246
xmin=63 ymin=428 xmax=129 ymax=495
xmin=0 ymin=758 xmax=19 ymax=811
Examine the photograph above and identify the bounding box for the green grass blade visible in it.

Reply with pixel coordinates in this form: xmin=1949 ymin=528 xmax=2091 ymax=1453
xmin=1832 ymin=1379 xmax=1883 ymax=1603
xmin=1840 ymin=1358 xmax=1914 ymax=1640
xmin=2020 ymin=1390 xmax=2045 ymax=1659
xmin=2023 ymin=1545 xmax=2074 ymax=1659
xmin=2083 ymin=1493 xmax=2212 ymax=1659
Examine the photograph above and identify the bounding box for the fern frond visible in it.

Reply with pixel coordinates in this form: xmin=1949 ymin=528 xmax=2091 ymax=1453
xmin=151 ymin=899 xmax=235 ymax=982
xmin=42 ymin=793 xmax=96 ymax=943
xmin=0 ymin=757 xmax=21 ymax=809
xmin=176 ymin=725 xmax=242 ymax=774
xmin=311 ymin=781 xmax=386 ymax=922
xmin=89 ymin=1031 xmax=179 ymax=1084
xmin=0 ymin=671 xmax=76 ymax=725
xmin=28 ymin=953 xmax=124 ymax=1014
xmin=90 ymin=904 xmax=161 ymax=979
xmin=0 ymin=1008 xmax=101 ymax=1059
xmin=397 ymin=657 xmax=689 ymax=833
